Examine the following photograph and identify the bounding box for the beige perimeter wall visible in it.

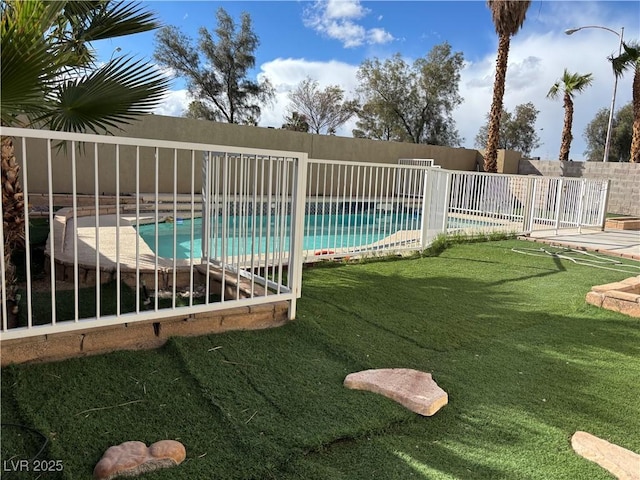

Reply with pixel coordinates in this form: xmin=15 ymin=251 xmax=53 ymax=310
xmin=17 ymin=115 xmax=481 ymax=195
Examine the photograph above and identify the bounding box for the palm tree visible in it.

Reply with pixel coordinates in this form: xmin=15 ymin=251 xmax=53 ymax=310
xmin=610 ymin=42 xmax=640 ymax=163
xmin=1 ymin=0 xmax=169 ymax=328
xmin=484 ymin=0 xmax=531 ymax=173
xmin=547 ymin=70 xmax=593 ymax=162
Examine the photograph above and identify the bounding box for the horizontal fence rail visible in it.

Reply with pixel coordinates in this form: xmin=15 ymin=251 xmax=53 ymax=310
xmin=1 ymin=126 xmax=610 ymax=343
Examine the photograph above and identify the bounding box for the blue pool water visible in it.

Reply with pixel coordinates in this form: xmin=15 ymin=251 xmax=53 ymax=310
xmin=136 ymin=213 xmax=490 ymax=259
xmin=136 ymin=213 xmax=422 ymax=259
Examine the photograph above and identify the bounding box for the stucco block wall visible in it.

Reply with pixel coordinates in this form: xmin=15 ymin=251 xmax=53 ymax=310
xmin=518 ymin=160 xmax=640 ymax=216
xmin=16 ymin=114 xmax=480 ymax=195
xmin=122 ymin=115 xmax=480 ymax=170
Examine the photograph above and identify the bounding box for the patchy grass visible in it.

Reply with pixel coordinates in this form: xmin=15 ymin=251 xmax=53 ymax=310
xmin=13 ymin=281 xmax=221 ymax=327
xmin=2 ymin=239 xmax=639 ymax=479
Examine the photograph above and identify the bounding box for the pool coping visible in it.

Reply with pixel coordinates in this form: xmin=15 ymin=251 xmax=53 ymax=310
xmin=46 ymin=206 xmax=200 ymax=288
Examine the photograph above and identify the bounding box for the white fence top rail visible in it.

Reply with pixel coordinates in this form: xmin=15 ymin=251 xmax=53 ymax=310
xmin=0 ymin=126 xmax=307 ymax=160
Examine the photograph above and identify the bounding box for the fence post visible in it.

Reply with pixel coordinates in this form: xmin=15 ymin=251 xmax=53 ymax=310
xmin=577 ymin=179 xmax=587 ymax=234
xmin=419 ymin=169 xmax=433 ymax=248
xmin=201 ymin=152 xmax=211 ymax=264
xmin=553 ymin=178 xmax=564 ymax=234
xmin=522 ymin=176 xmax=534 ymax=233
xmin=288 ymin=153 xmax=309 ymax=320
xmin=599 ymin=180 xmax=611 ymax=231
xmin=0 ymin=168 xmax=6 ymax=330
xmin=441 ymin=171 xmax=452 ymax=234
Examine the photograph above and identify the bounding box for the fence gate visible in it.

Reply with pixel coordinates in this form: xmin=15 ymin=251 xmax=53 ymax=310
xmin=527 ymin=177 xmax=610 ymax=232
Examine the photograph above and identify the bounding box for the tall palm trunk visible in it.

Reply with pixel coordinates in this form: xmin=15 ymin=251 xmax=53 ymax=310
xmin=559 ymin=93 xmax=574 ymax=162
xmin=485 ymin=34 xmax=510 ymax=172
xmin=631 ymin=68 xmax=640 ymax=163
xmin=1 ymin=135 xmax=24 ymax=328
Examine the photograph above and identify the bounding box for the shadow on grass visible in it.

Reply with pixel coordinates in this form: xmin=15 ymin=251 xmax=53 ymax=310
xmin=2 ymin=240 xmax=638 ymax=479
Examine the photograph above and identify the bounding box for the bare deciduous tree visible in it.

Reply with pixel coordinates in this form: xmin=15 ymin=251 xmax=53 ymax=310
xmin=285 ymin=77 xmax=357 ymax=135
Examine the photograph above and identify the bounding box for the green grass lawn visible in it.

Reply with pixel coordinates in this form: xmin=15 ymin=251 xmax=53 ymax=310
xmin=2 ymin=239 xmax=639 ymax=479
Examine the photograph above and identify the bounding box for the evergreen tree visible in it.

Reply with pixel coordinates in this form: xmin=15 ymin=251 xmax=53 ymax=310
xmin=154 ymin=7 xmax=274 ymax=124
xmin=355 ymin=43 xmax=464 ymax=146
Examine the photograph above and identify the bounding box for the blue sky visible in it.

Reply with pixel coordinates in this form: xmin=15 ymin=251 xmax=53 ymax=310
xmin=96 ymin=1 xmax=640 ymax=160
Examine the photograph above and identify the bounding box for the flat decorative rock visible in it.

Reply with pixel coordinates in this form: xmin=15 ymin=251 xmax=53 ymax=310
xmin=586 ymin=276 xmax=640 ymax=318
xmin=344 ymin=368 xmax=447 ymax=416
xmin=94 ymin=440 xmax=186 ymax=480
xmin=571 ymin=431 xmax=640 ymax=480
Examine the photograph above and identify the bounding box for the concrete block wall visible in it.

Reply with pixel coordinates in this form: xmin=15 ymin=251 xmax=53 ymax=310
xmin=518 ymin=160 xmax=640 ymax=216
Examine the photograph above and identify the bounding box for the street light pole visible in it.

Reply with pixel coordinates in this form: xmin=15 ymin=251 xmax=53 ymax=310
xmin=565 ymin=25 xmax=624 ymax=162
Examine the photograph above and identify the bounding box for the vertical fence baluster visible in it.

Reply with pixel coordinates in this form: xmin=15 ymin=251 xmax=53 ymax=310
xmin=22 ymin=138 xmax=34 ymax=324
xmin=48 ymin=140 xmax=57 ymax=326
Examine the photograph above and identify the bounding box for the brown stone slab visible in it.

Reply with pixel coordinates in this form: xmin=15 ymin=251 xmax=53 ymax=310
xmin=591 ymin=282 xmax=632 ymax=293
xmin=94 ymin=440 xmax=186 ymax=480
xmin=344 ymin=368 xmax=447 ymax=416
xmin=585 ymin=291 xmax=604 ymax=307
xmin=571 ymin=431 xmax=640 ymax=480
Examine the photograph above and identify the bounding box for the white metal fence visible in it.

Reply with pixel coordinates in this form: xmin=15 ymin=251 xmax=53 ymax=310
xmin=303 ymin=159 xmax=430 ymax=260
xmin=440 ymin=170 xmax=609 ymax=234
xmin=0 ymin=127 xmax=305 ymax=340
xmin=200 ymin=151 xmax=307 ymax=317
xmin=303 ymin=165 xmax=610 ymax=260
xmin=1 ymin=126 xmax=610 ymax=341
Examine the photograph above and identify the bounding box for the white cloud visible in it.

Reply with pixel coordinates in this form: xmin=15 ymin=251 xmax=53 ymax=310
xmin=367 ymin=28 xmax=394 ymax=45
xmin=153 ymin=89 xmax=190 ymax=117
xmin=303 ymin=0 xmax=394 ymax=48
xmin=325 ymin=20 xmax=367 ymax=48
xmin=324 ymin=0 xmax=368 ymax=19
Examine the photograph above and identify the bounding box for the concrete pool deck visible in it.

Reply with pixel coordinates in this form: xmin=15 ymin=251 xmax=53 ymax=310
xmin=525 ymin=228 xmax=640 ymax=261
xmin=46 ymin=207 xmax=199 ymax=288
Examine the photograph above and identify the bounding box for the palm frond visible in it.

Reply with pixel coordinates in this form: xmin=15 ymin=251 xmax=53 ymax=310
xmin=546 ymin=82 xmax=561 ymax=100
xmin=567 ymin=72 xmax=593 ymax=93
xmin=547 ymin=69 xmax=593 ymax=100
xmin=487 ymin=0 xmax=531 ymax=37
xmin=610 ymin=41 xmax=640 ymax=78
xmin=65 ymin=0 xmax=160 ymax=42
xmin=45 ymin=56 xmax=170 ymax=134
xmin=0 ymin=1 xmax=65 ymax=125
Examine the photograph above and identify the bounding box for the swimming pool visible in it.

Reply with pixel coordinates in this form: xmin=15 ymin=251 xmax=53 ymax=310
xmin=137 ymin=213 xmax=424 ymax=259
xmin=136 ymin=213 xmax=493 ymax=259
